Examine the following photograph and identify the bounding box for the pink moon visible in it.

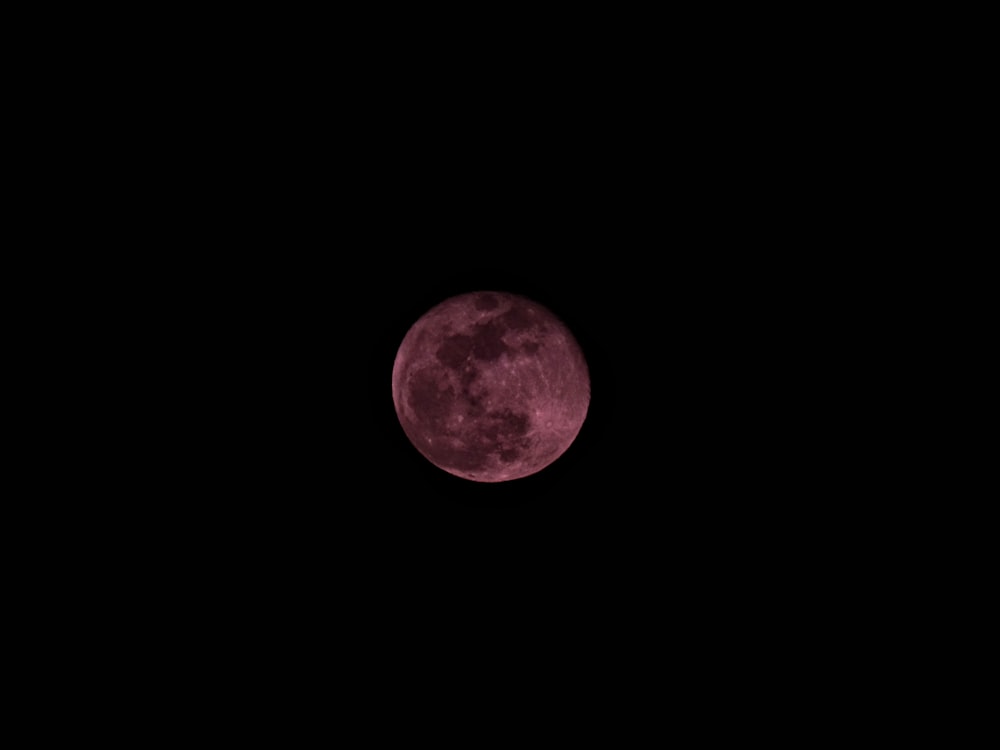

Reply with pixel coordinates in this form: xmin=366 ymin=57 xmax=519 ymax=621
xmin=392 ymin=291 xmax=590 ymax=482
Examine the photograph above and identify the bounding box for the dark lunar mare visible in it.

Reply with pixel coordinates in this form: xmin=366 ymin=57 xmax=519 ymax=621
xmin=405 ymin=357 xmax=534 ymax=473
xmin=500 ymin=304 xmax=534 ymax=331
xmin=459 ymin=365 xmax=485 ymax=417
xmin=401 ymin=369 xmax=490 ymax=473
xmin=470 ymin=321 xmax=507 ymax=361
xmin=475 ymin=408 xmax=532 ymax=464
xmin=408 ymin=368 xmax=455 ymax=424
xmin=474 ymin=293 xmax=499 ymax=311
xmin=435 ymin=334 xmax=473 ymax=369
xmin=435 ymin=320 xmax=513 ymax=369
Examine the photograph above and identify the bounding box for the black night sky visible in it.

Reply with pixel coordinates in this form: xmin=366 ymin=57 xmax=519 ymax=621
xmin=169 ymin=145 xmax=826 ymax=572
xmin=69 ymin=11 xmax=883 ymax=721
xmin=127 ymin=16 xmax=857 ymax=652
xmin=210 ymin=236 xmax=751 ymax=563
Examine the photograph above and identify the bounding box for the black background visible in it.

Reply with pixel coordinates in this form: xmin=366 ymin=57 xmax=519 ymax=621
xmin=66 ymin=15 xmax=880 ymax=714
xmin=9 ymin=7 xmax=933 ymax=735
xmin=161 ymin=187 xmax=819 ymax=596
xmin=126 ymin=36 xmax=844 ymax=595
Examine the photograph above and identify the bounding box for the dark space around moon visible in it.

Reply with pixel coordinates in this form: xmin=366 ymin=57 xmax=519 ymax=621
xmin=165 ymin=210 xmax=798 ymax=577
xmin=115 ymin=27 xmax=854 ymax=684
xmin=161 ymin=230 xmax=832 ymax=638
xmin=137 ymin=205 xmax=837 ymax=692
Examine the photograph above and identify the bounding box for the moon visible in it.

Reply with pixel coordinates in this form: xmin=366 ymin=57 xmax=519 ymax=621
xmin=392 ymin=291 xmax=590 ymax=482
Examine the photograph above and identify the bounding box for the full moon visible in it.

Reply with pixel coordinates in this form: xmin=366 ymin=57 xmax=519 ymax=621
xmin=392 ymin=291 xmax=590 ymax=482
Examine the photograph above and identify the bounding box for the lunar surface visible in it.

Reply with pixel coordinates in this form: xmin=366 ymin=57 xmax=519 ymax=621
xmin=392 ymin=291 xmax=590 ymax=482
